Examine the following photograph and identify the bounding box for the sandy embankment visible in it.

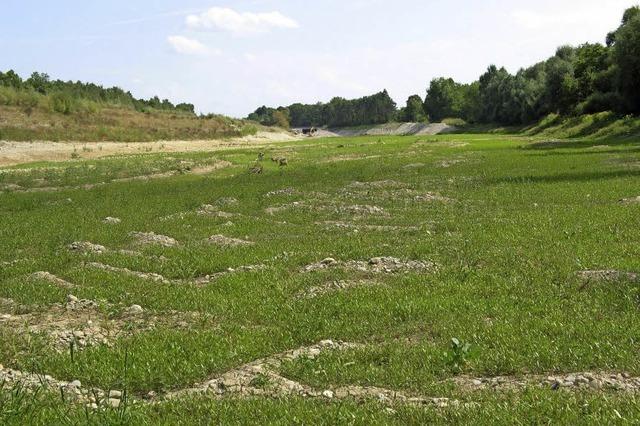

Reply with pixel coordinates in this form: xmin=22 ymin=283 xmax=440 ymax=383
xmin=0 ymin=131 xmax=299 ymax=167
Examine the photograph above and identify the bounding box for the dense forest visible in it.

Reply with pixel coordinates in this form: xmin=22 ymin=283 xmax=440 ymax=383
xmin=249 ymin=6 xmax=640 ymax=128
xmin=248 ymin=90 xmax=398 ymax=128
xmin=0 ymin=70 xmax=196 ymax=115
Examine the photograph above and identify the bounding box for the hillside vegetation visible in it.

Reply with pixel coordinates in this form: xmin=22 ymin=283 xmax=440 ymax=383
xmin=0 ymin=71 xmax=256 ymax=142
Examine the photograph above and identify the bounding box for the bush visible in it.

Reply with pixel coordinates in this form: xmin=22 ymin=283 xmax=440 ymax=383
xmin=49 ymin=92 xmax=75 ymax=115
xmin=577 ymin=92 xmax=624 ymax=114
xmin=442 ymin=117 xmax=468 ymax=126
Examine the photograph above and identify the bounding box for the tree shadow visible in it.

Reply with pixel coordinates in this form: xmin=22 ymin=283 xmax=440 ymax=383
xmin=525 ymin=146 xmax=640 ymax=157
xmin=487 ymin=169 xmax=640 ymax=186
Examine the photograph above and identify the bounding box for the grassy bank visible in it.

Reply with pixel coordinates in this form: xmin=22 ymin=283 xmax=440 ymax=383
xmin=0 ymin=105 xmax=258 ymax=142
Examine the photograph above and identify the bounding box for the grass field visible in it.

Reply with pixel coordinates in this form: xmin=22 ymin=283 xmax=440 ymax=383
xmin=1 ymin=132 xmax=640 ymax=424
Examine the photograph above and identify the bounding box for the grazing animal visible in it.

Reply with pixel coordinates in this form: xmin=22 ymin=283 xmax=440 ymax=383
xmin=278 ymin=158 xmax=288 ymax=167
xmin=257 ymin=152 xmax=265 ymax=161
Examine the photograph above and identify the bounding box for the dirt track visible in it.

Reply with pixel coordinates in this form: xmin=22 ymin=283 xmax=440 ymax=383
xmin=0 ymin=131 xmax=299 ymax=167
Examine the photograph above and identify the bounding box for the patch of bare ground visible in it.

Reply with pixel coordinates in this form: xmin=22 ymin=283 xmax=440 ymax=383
xmin=0 ymin=294 xmax=212 ymax=352
xmin=346 ymin=180 xmax=409 ymax=190
xmin=86 ymin=262 xmax=172 ymax=284
xmin=166 ymin=340 xmax=460 ymax=408
xmin=160 ymin=204 xmax=237 ymax=221
xmin=452 ymin=372 xmax=640 ymax=392
xmin=0 ymin=258 xmax=29 ymax=268
xmin=68 ymin=241 xmax=167 ymax=261
xmin=414 ymin=140 xmax=469 ymax=148
xmin=321 ymin=154 xmax=382 ymax=163
xmin=206 ymin=235 xmax=254 ymax=247
xmin=315 ymin=221 xmax=423 ymax=232
xmin=336 ymin=204 xmax=389 ymax=216
xmin=403 ymin=163 xmax=426 ymax=169
xmin=620 ymin=196 xmax=640 ymax=204
xmin=29 ymin=271 xmax=75 ymax=289
xmin=197 ymin=204 xmax=237 ymax=218
xmin=130 ymin=232 xmax=179 ymax=247
xmin=265 ymin=201 xmax=305 ymax=215
xmin=69 ymin=241 xmax=107 ymax=254
xmin=0 ymin=132 xmax=297 ymax=168
xmin=0 ymin=161 xmax=232 ymax=194
xmin=295 ymin=280 xmax=382 ymax=299
xmin=302 ymin=257 xmax=437 ymax=274
xmin=436 ymin=158 xmax=466 ymax=168
xmin=577 ymin=270 xmax=639 ymax=282
xmin=0 ymin=365 xmax=123 ymax=409
xmin=264 ymin=187 xmax=300 ymax=197
xmin=86 ymin=261 xmax=264 ymax=286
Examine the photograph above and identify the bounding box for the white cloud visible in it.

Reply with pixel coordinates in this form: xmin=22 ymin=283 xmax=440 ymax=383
xmin=186 ymin=7 xmax=299 ymax=35
xmin=167 ymin=35 xmax=216 ymax=56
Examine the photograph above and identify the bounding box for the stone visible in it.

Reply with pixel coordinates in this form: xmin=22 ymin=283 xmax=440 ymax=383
xmin=108 ymin=398 xmax=121 ymax=408
xmin=124 ymin=305 xmax=144 ymax=316
xmin=322 ymin=390 xmax=334 ymax=399
xmin=103 ymin=217 xmax=122 ymax=225
xmin=68 ymin=380 xmax=82 ymax=388
xmin=109 ymin=390 xmax=122 ymax=398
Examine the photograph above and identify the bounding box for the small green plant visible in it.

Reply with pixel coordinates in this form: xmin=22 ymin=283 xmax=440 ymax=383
xmin=249 ymin=373 xmax=270 ymax=389
xmin=445 ymin=338 xmax=472 ymax=372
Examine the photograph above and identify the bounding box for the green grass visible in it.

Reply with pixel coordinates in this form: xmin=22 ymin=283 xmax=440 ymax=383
xmin=1 ymin=132 xmax=639 ymax=423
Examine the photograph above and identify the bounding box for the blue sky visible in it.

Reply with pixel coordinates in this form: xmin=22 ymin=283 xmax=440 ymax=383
xmin=1 ymin=0 xmax=636 ymax=117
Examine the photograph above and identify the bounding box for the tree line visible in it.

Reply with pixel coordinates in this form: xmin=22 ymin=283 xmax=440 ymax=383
xmin=249 ymin=6 xmax=640 ymax=128
xmin=248 ymin=90 xmax=397 ymax=128
xmin=0 ymin=70 xmax=196 ymax=115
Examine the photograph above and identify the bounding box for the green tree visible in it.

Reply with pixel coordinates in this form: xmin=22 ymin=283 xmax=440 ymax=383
xmin=611 ymin=7 xmax=640 ymax=112
xmin=424 ymin=78 xmax=465 ymax=122
xmin=399 ymin=94 xmax=426 ymax=122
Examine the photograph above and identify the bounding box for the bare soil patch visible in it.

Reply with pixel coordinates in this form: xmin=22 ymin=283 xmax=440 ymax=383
xmin=167 ymin=340 xmax=460 ymax=408
xmin=0 ymin=132 xmax=298 ymax=168
xmin=130 ymin=232 xmax=179 ymax=248
xmin=206 ymin=235 xmax=254 ymax=247
xmin=302 ymin=257 xmax=437 ymax=274
xmin=296 ymin=279 xmax=382 ymax=299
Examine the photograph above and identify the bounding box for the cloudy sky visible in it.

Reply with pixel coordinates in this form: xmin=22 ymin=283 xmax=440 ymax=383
xmin=1 ymin=0 xmax=636 ymax=117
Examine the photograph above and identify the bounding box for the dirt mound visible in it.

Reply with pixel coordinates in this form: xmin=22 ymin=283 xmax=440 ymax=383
xmin=303 ymin=257 xmax=437 ymax=274
xmin=620 ymin=196 xmax=640 ymax=204
xmin=296 ymin=279 xmax=382 ymax=299
xmin=207 ymin=235 xmax=254 ymax=247
xmin=130 ymin=232 xmax=179 ymax=247
xmin=29 ymin=271 xmax=75 ymax=289
xmin=68 ymin=241 xmax=107 ymax=254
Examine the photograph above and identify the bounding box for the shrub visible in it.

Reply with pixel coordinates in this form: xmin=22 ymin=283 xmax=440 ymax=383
xmin=49 ymin=92 xmax=75 ymax=115
xmin=442 ymin=117 xmax=468 ymax=126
